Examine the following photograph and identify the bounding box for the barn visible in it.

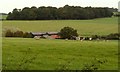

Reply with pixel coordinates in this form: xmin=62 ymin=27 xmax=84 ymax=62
xmin=31 ymin=32 xmax=61 ymax=39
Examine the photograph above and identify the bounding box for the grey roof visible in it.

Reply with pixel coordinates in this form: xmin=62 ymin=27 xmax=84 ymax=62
xmin=31 ymin=32 xmax=59 ymax=36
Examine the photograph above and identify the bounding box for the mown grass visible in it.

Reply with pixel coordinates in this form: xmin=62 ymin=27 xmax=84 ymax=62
xmin=2 ymin=38 xmax=118 ymax=70
xmin=2 ymin=17 xmax=118 ymax=36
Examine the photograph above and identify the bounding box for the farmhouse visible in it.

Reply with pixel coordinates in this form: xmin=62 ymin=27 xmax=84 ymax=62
xmin=31 ymin=32 xmax=93 ymax=40
xmin=31 ymin=32 xmax=60 ymax=39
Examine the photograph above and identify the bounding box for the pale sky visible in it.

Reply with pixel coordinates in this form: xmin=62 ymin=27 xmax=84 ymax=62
xmin=0 ymin=0 xmax=120 ymax=13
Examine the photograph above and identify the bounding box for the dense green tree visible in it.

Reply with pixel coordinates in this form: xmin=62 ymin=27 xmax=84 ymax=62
xmin=21 ymin=7 xmax=37 ymax=20
xmin=7 ymin=8 xmax=20 ymax=20
xmin=59 ymin=27 xmax=78 ymax=39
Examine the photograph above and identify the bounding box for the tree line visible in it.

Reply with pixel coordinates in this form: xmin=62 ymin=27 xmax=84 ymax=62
xmin=5 ymin=29 xmax=34 ymax=38
xmin=7 ymin=5 xmax=117 ymax=20
xmin=4 ymin=27 xmax=120 ymax=40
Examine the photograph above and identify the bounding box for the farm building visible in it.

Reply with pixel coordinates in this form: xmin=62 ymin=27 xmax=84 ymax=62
xmin=51 ymin=35 xmax=61 ymax=39
xmin=31 ymin=32 xmax=61 ymax=39
xmin=31 ymin=32 xmax=46 ymax=36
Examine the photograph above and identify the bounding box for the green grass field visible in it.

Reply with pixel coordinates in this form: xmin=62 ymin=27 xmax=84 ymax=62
xmin=2 ymin=17 xmax=118 ymax=70
xmin=2 ymin=17 xmax=118 ymax=36
xmin=2 ymin=38 xmax=118 ymax=70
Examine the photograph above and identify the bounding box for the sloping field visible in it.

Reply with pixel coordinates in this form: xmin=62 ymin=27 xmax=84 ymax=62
xmin=2 ymin=17 xmax=118 ymax=36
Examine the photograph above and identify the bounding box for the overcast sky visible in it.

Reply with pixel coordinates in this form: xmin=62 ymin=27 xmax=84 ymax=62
xmin=0 ymin=0 xmax=119 ymax=13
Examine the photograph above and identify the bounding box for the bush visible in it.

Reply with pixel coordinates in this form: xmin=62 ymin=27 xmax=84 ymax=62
xmin=91 ymin=35 xmax=100 ymax=40
xmin=13 ymin=30 xmax=23 ymax=37
xmin=106 ymin=33 xmax=120 ymax=40
xmin=5 ymin=29 xmax=14 ymax=37
xmin=5 ymin=30 xmax=24 ymax=37
xmin=23 ymin=32 xmax=34 ymax=38
xmin=59 ymin=27 xmax=78 ymax=39
xmin=5 ymin=29 xmax=34 ymax=38
xmin=100 ymin=36 xmax=106 ymax=40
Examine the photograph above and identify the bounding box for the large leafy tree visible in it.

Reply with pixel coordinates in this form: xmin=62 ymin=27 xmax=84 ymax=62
xmin=7 ymin=8 xmax=20 ymax=20
xmin=59 ymin=27 xmax=78 ymax=39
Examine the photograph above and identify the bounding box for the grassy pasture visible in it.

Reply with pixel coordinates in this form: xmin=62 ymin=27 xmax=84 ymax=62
xmin=2 ymin=38 xmax=118 ymax=70
xmin=2 ymin=17 xmax=118 ymax=70
xmin=2 ymin=17 xmax=118 ymax=36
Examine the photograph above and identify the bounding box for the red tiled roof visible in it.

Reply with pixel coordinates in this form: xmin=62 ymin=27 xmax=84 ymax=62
xmin=51 ymin=35 xmax=61 ymax=39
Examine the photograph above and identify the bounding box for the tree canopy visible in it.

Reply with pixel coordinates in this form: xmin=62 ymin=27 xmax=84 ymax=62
xmin=59 ymin=27 xmax=78 ymax=39
xmin=7 ymin=5 xmax=117 ymax=20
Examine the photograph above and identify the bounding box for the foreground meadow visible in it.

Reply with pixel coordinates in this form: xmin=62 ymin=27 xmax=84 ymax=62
xmin=2 ymin=38 xmax=118 ymax=70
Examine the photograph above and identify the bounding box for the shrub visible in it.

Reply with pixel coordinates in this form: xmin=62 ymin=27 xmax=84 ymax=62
xmin=4 ymin=29 xmax=34 ymax=38
xmin=106 ymin=33 xmax=120 ymax=40
xmin=13 ymin=30 xmax=23 ymax=37
xmin=23 ymin=32 xmax=34 ymax=38
xmin=5 ymin=29 xmax=14 ymax=37
xmin=91 ymin=35 xmax=100 ymax=40
xmin=59 ymin=27 xmax=78 ymax=39
xmin=100 ymin=36 xmax=107 ymax=40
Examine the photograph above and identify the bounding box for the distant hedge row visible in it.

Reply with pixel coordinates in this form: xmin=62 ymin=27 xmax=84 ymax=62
xmin=91 ymin=33 xmax=120 ymax=40
xmin=4 ymin=29 xmax=120 ymax=40
xmin=5 ymin=29 xmax=34 ymax=38
xmin=7 ymin=5 xmax=117 ymax=20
